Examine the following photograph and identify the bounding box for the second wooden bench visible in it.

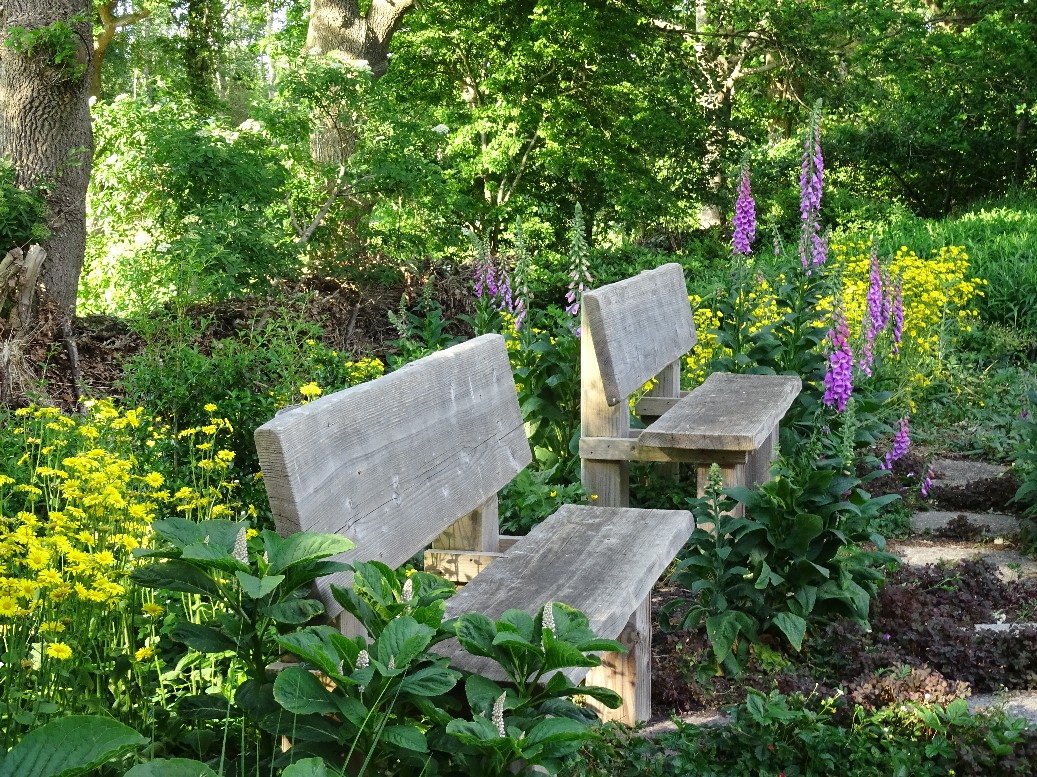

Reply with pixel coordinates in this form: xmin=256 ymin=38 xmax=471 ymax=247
xmin=579 ymin=263 xmax=802 ymax=509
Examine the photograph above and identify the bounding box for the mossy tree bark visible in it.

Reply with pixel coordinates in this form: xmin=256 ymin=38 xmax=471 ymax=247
xmin=0 ymin=0 xmax=93 ymax=323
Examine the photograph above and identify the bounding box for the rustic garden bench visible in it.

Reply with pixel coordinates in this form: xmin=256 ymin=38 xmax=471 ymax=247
xmin=580 ymin=263 xmax=802 ymax=510
xmin=254 ymin=334 xmax=693 ymax=724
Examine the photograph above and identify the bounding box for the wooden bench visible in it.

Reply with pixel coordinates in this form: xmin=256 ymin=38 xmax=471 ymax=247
xmin=254 ymin=334 xmax=693 ymax=724
xmin=580 ymin=263 xmax=802 ymax=510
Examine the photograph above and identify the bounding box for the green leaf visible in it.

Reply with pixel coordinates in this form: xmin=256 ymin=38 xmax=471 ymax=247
xmin=770 ymin=612 xmax=808 ymax=651
xmin=235 ymin=571 xmax=284 ymax=599
xmin=124 ymin=759 xmax=220 ymax=777
xmin=376 ymin=616 xmax=434 ymax=672
xmin=262 ymin=598 xmax=326 ymax=624
xmin=130 ymin=560 xmax=221 ymax=597
xmin=398 ymin=662 xmax=461 ymax=696
xmin=525 ymin=717 xmax=590 ymax=748
xmin=180 ymin=542 xmax=248 ymax=572
xmin=273 ymin=667 xmax=339 ymax=715
xmin=575 ymin=684 xmax=623 ymax=709
xmin=170 ymin=622 xmax=238 ymax=654
xmin=275 ymin=627 xmax=354 ymax=678
xmin=281 ymin=758 xmax=334 ymax=777
xmin=464 ymin=674 xmax=507 ymax=716
xmin=705 ymin=611 xmax=753 ymax=665
xmin=381 ymin=725 xmax=428 ymax=753
xmin=264 ymin=531 xmax=355 ymax=575
xmin=0 ymin=716 xmax=147 ymax=777
xmin=455 ymin=613 xmax=498 ymax=657
xmin=542 ymin=632 xmax=598 ymax=672
xmin=446 ymin=717 xmax=505 ymax=746
xmin=177 ymin=693 xmax=233 ymax=721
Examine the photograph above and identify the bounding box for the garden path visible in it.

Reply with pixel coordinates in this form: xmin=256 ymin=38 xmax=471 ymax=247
xmin=644 ymin=455 xmax=1037 ymax=735
xmin=892 ymin=457 xmax=1037 ymax=724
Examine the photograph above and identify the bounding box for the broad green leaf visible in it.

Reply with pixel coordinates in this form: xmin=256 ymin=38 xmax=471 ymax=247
xmin=464 ymin=674 xmax=507 ymax=716
xmin=705 ymin=611 xmax=753 ymax=665
xmin=274 ymin=628 xmax=351 ymax=678
xmin=454 ymin=613 xmax=498 ymax=657
xmin=124 ymin=759 xmax=220 ymax=777
xmin=273 ymin=667 xmax=339 ymax=715
xmin=177 ymin=693 xmax=233 ymax=721
xmin=264 ymin=531 xmax=355 ymax=575
xmin=180 ymin=542 xmax=248 ymax=572
xmin=281 ymin=758 xmax=335 ymax=777
xmin=575 ymin=684 xmax=623 ymax=708
xmin=398 ymin=662 xmax=461 ymax=696
xmin=525 ymin=717 xmax=590 ymax=748
xmin=0 ymin=715 xmax=147 ymax=777
xmin=381 ymin=725 xmax=428 ymax=753
xmin=542 ymin=633 xmax=598 ymax=672
xmin=376 ymin=616 xmax=434 ymax=671
xmin=445 ymin=717 xmax=505 ymax=747
xmin=235 ymin=571 xmax=284 ymax=599
xmin=770 ymin=612 xmax=808 ymax=651
xmin=262 ymin=598 xmax=326 ymax=624
xmin=170 ymin=622 xmax=237 ymax=654
xmin=130 ymin=560 xmax=221 ymax=597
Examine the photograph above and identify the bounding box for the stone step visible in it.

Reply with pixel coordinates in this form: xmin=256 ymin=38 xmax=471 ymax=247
xmin=911 ymin=510 xmax=1020 ymax=537
xmin=968 ymin=690 xmax=1037 ymax=725
xmin=974 ymin=622 xmax=1037 ymax=632
xmin=891 ymin=542 xmax=1037 ymax=581
xmin=929 ymin=457 xmax=1008 ymax=488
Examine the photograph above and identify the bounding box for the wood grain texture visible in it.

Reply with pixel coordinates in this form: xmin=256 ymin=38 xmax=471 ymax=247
xmin=581 ymin=305 xmax=630 ymax=507
xmin=434 ymin=504 xmax=693 ymax=687
xmin=639 ymin=372 xmax=801 ymax=451
xmin=254 ymin=334 xmax=531 ymax=617
xmin=582 ymin=263 xmax=696 ymax=407
xmin=584 ymin=595 xmax=652 ymax=723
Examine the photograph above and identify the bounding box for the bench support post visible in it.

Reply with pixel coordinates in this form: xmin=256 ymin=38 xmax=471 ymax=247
xmin=645 ymin=359 xmax=682 ymax=481
xmin=581 ymin=308 xmax=630 ymax=508
xmin=696 ymin=462 xmax=746 ymax=521
xmin=584 ymin=595 xmax=651 ymax=724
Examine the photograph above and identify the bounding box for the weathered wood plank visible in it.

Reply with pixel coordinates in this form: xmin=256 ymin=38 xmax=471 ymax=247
xmin=581 ymin=305 xmax=630 ymax=507
xmin=639 ymin=372 xmax=801 ymax=451
xmin=584 ymin=595 xmax=652 ymax=723
xmin=254 ymin=334 xmax=532 ymax=617
xmin=582 ymin=263 xmax=696 ymax=407
xmin=580 ymin=436 xmax=749 ymax=466
xmin=434 ymin=504 xmax=693 ymax=685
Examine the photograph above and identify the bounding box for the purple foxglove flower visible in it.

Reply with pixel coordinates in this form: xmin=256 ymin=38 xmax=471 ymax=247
xmin=882 ymin=416 xmax=911 ymax=470
xmin=891 ymin=276 xmax=904 ymax=355
xmin=732 ymin=166 xmax=756 ymax=256
xmin=823 ymin=308 xmax=854 ymax=412
xmin=798 ymin=103 xmax=825 ymax=269
xmin=920 ymin=465 xmax=934 ymax=498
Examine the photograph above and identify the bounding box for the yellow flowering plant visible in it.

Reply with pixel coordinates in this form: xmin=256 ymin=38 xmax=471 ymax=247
xmin=0 ymin=400 xmax=254 ymax=746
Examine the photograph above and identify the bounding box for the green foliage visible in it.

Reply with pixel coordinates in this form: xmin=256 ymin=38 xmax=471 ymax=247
xmin=661 ymin=463 xmax=897 ymax=675
xmin=1012 ymin=390 xmax=1037 ymax=535
xmin=0 ymin=715 xmax=146 ymax=777
xmin=84 ymin=95 xmax=298 ymax=314
xmin=3 ymin=14 xmax=87 ymax=81
xmin=0 ymin=161 xmax=49 ymax=251
xmin=577 ymin=690 xmax=1037 ymax=777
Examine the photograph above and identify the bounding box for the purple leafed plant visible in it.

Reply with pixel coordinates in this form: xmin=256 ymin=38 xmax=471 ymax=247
xmin=732 ymin=165 xmax=756 ymax=256
xmin=823 ymin=306 xmax=854 ymax=412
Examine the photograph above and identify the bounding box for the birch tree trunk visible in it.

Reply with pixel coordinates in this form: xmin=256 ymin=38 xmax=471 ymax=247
xmin=0 ymin=0 xmax=93 ymax=323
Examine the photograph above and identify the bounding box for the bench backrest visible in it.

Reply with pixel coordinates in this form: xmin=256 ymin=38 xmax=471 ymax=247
xmin=582 ymin=263 xmax=696 ymax=408
xmin=254 ymin=334 xmax=531 ymax=611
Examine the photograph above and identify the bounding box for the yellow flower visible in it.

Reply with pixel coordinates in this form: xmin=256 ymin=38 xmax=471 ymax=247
xmin=300 ymin=382 xmax=323 ymax=400
xmin=143 ymin=472 xmax=164 ymax=488
xmin=141 ymin=602 xmax=165 ymax=617
xmin=45 ymin=642 xmax=73 ymax=660
xmin=204 ymin=403 xmax=218 ymax=413
xmin=134 ymin=646 xmax=155 ymax=661
xmin=39 ymin=620 xmax=65 ymax=633
xmin=0 ymin=596 xmax=17 ymax=616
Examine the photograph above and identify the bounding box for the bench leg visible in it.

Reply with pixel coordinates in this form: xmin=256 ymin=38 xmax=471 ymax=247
xmin=584 ymin=595 xmax=651 ymax=725
xmin=746 ymin=427 xmax=778 ymax=487
xmin=581 ymin=459 xmax=629 ymax=508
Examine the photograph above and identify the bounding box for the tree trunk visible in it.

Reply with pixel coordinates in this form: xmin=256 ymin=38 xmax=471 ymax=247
xmin=0 ymin=0 xmax=94 ymax=322
xmin=183 ymin=0 xmax=223 ymax=109
xmin=304 ymin=0 xmax=415 ymax=165
xmin=91 ymin=1 xmax=151 ymax=101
